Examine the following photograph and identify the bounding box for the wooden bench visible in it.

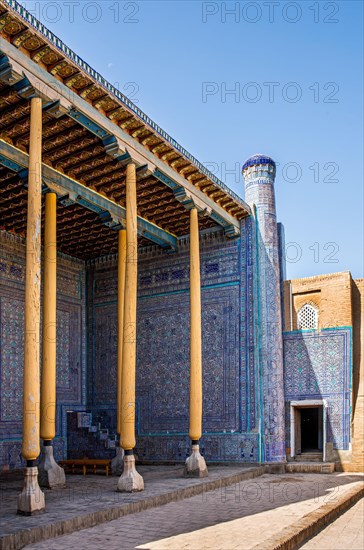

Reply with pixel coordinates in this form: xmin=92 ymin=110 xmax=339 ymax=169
xmin=59 ymin=459 xmax=111 ymax=477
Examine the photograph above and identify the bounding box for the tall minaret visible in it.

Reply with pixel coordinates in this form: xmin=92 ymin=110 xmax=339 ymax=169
xmin=242 ymin=155 xmax=286 ymax=462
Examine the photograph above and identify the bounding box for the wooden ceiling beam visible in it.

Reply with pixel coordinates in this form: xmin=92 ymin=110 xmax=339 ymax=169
xmin=0 ymin=35 xmax=249 ymax=233
xmin=0 ymin=139 xmax=178 ymax=250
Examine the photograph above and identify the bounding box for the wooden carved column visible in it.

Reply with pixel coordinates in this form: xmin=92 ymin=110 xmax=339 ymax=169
xmin=39 ymin=191 xmax=65 ymax=488
xmin=117 ymin=163 xmax=144 ymax=492
xmin=185 ymin=207 xmax=208 ymax=477
xmin=18 ymin=97 xmax=46 ymax=514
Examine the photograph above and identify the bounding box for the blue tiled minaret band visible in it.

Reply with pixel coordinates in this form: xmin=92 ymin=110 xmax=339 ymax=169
xmin=243 ymin=155 xmax=285 ymax=462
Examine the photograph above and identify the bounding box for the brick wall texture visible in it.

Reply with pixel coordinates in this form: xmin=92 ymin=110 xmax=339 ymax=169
xmin=284 ymin=272 xmax=363 ymax=471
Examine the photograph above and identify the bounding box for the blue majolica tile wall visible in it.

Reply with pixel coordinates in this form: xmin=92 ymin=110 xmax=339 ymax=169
xmin=1 ymin=225 xmax=353 ymax=467
xmin=283 ymin=328 xmax=352 ymax=450
xmin=0 ymin=231 xmax=87 ymax=468
xmin=86 ymin=223 xmax=262 ymax=462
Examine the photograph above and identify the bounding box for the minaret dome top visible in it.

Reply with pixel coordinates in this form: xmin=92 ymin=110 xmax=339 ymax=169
xmin=242 ymin=154 xmax=276 ymax=172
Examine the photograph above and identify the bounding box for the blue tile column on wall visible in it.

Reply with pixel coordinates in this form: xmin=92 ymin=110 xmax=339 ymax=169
xmin=242 ymin=155 xmax=286 ymax=462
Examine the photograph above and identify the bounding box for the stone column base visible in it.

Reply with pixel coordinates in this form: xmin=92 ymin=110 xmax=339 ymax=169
xmin=111 ymin=446 xmax=124 ymax=476
xmin=17 ymin=467 xmax=45 ymax=515
xmin=117 ymin=454 xmax=144 ymax=492
xmin=184 ymin=444 xmax=208 ymax=477
xmin=38 ymin=445 xmax=66 ymax=489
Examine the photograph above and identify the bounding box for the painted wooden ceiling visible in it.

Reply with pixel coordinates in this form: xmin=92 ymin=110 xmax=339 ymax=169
xmin=0 ymin=1 xmax=249 ymax=260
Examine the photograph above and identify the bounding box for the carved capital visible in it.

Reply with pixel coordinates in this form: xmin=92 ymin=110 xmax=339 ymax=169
xmin=59 ymin=191 xmax=78 ymax=207
xmin=173 ymin=187 xmax=213 ymax=216
xmin=0 ymin=54 xmax=23 ymax=86
xmin=173 ymin=187 xmax=196 ymax=210
xmin=102 ymin=135 xmax=129 ymax=162
xmin=43 ymin=100 xmax=69 ymax=119
xmin=99 ymin=210 xmax=124 ymax=230
xmin=224 ymin=224 xmax=240 ymax=238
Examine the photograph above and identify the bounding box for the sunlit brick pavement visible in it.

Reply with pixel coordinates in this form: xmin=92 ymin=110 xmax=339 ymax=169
xmin=300 ymin=498 xmax=364 ymax=550
xmin=24 ymin=472 xmax=363 ymax=550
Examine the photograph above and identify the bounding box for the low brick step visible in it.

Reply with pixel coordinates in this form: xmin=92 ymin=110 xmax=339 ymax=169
xmin=254 ymin=481 xmax=364 ymax=550
xmin=294 ymin=453 xmax=323 ymax=462
xmin=286 ymin=462 xmax=335 ymax=474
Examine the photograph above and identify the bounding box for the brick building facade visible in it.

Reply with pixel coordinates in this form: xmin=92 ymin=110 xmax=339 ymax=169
xmin=283 ymin=273 xmax=363 ymax=471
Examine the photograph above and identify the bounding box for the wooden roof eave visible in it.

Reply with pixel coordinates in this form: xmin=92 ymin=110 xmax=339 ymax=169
xmin=0 ymin=138 xmax=178 ymax=251
xmin=0 ymin=16 xmax=250 ymax=232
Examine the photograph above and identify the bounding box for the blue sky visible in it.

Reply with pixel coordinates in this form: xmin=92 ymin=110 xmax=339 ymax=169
xmin=22 ymin=0 xmax=364 ymax=278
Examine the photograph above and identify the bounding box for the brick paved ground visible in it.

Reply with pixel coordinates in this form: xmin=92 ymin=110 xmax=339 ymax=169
xmin=24 ymin=472 xmax=363 ymax=550
xmin=0 ymin=466 xmax=253 ymax=536
xmin=0 ymin=465 xmax=262 ymax=548
xmin=300 ymin=498 xmax=364 ymax=550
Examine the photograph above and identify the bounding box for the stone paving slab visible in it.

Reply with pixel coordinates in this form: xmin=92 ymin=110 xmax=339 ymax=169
xmin=300 ymin=498 xmax=364 ymax=549
xmin=21 ymin=472 xmax=364 ymax=550
xmin=255 ymin=481 xmax=364 ymax=550
xmin=0 ymin=465 xmax=264 ymax=550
